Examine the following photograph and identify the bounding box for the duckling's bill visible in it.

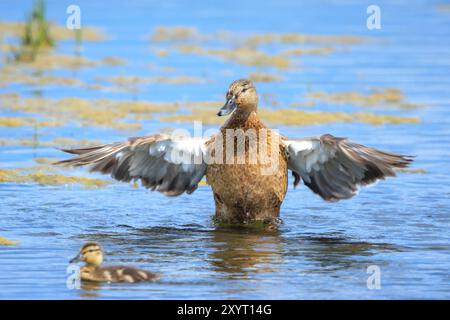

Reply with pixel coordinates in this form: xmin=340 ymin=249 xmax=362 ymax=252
xmin=70 ymin=252 xmax=81 ymax=263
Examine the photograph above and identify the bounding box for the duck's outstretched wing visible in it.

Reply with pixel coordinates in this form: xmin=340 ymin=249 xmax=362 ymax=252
xmin=284 ymin=134 xmax=413 ymax=202
xmin=54 ymin=134 xmax=208 ymax=196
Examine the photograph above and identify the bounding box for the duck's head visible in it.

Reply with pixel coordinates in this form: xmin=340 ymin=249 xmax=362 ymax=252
xmin=70 ymin=242 xmax=104 ymax=267
xmin=217 ymin=79 xmax=258 ymax=116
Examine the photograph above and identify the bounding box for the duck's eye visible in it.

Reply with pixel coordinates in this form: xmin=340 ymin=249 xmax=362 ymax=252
xmin=228 ymin=99 xmax=233 ymax=105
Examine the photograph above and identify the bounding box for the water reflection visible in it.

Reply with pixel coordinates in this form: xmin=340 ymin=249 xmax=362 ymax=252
xmin=74 ymin=225 xmax=400 ymax=279
xmin=79 ymin=282 xmax=102 ymax=298
xmin=208 ymin=227 xmax=284 ymax=279
xmin=283 ymin=232 xmax=401 ymax=273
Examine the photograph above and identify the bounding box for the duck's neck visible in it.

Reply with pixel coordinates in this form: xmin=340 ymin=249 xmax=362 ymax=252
xmin=224 ymin=109 xmax=264 ymax=130
xmin=84 ymin=263 xmax=99 ymax=271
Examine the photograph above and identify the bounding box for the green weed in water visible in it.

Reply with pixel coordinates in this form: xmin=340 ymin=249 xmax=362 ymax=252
xmin=13 ymin=0 xmax=54 ymax=62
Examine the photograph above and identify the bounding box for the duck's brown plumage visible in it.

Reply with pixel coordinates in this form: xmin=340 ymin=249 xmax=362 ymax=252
xmin=206 ymin=110 xmax=288 ymax=224
xmin=55 ymin=79 xmax=412 ymax=226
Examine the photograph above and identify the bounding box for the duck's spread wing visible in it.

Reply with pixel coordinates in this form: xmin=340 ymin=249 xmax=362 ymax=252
xmin=54 ymin=134 xmax=208 ymax=196
xmin=284 ymin=134 xmax=413 ymax=201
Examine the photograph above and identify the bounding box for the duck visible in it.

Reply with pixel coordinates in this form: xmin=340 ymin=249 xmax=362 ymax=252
xmin=55 ymin=79 xmax=412 ymax=225
xmin=70 ymin=242 xmax=160 ymax=283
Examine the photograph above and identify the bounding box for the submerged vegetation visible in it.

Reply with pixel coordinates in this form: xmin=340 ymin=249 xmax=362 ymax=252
xmin=0 ymin=94 xmax=179 ymax=129
xmin=248 ymin=72 xmax=284 ymax=83
xmin=0 ymin=168 xmax=109 ymax=188
xmin=176 ymin=45 xmax=291 ymax=69
xmin=308 ymin=89 xmax=422 ymax=109
xmin=0 ymin=90 xmax=420 ymax=130
xmin=161 ymin=108 xmax=420 ymax=126
xmin=151 ymin=26 xmax=366 ymax=46
xmin=152 ymin=26 xmax=367 ymax=69
xmin=0 ymin=236 xmax=18 ymax=246
xmin=0 ymin=21 xmax=107 ymax=43
xmin=0 ymin=137 xmax=102 ymax=148
xmin=0 ymin=116 xmax=62 ymax=128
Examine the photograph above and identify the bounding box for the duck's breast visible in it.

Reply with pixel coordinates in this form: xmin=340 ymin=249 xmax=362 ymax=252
xmin=206 ymin=127 xmax=288 ymax=206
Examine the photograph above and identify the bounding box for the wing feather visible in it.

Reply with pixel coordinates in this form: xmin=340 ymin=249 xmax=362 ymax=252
xmin=54 ymin=135 xmax=209 ymax=196
xmin=285 ymin=134 xmax=413 ymax=201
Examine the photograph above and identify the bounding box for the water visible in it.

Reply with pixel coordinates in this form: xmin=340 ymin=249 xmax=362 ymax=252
xmin=0 ymin=0 xmax=449 ymax=299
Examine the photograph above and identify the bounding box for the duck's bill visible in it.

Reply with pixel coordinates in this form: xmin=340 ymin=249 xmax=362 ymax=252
xmin=70 ymin=253 xmax=81 ymax=263
xmin=217 ymin=97 xmax=236 ymax=116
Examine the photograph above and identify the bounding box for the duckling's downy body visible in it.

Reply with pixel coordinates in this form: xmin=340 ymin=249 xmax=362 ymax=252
xmin=71 ymin=243 xmax=159 ymax=283
xmin=56 ymin=79 xmax=412 ymax=225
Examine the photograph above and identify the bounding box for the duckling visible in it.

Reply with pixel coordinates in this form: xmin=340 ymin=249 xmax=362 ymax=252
xmin=56 ymin=79 xmax=412 ymax=225
xmin=70 ymin=242 xmax=160 ymax=283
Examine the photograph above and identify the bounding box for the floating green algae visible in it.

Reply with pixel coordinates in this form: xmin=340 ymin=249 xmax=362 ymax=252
xmin=308 ymin=89 xmax=422 ymax=109
xmin=0 ymin=168 xmax=109 ymax=188
xmin=160 ymin=108 xmax=420 ymax=126
xmin=248 ymin=72 xmax=284 ymax=83
xmin=0 ymin=236 xmax=18 ymax=246
xmin=0 ymin=94 xmax=180 ymax=130
xmin=0 ymin=117 xmax=62 ymax=128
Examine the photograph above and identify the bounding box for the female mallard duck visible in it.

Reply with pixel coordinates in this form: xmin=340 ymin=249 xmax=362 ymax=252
xmin=70 ymin=242 xmax=160 ymax=283
xmin=56 ymin=79 xmax=412 ymax=225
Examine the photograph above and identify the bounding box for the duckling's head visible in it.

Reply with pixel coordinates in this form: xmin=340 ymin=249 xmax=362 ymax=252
xmin=218 ymin=79 xmax=258 ymax=116
xmin=70 ymin=242 xmax=104 ymax=267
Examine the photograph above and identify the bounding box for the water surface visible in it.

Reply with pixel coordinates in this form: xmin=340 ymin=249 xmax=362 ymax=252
xmin=0 ymin=0 xmax=449 ymax=299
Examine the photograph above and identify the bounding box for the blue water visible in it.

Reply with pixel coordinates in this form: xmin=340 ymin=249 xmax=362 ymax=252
xmin=0 ymin=0 xmax=449 ymax=299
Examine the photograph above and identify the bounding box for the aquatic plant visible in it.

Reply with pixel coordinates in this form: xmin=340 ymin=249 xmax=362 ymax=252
xmin=0 ymin=168 xmax=109 ymax=188
xmin=282 ymin=47 xmax=334 ymax=56
xmin=0 ymin=236 xmax=18 ymax=246
xmin=0 ymin=116 xmax=62 ymax=128
xmin=0 ymin=94 xmax=180 ymax=130
xmin=0 ymin=137 xmax=103 ymax=148
xmin=151 ymin=26 xmax=203 ymax=43
xmin=101 ymin=56 xmax=127 ymax=66
xmin=13 ymin=0 xmax=54 ymax=62
xmin=244 ymin=32 xmax=364 ymax=46
xmin=160 ymin=108 xmax=420 ymax=126
xmin=0 ymin=65 xmax=84 ymax=87
xmin=150 ymin=26 xmax=366 ymax=46
xmin=177 ymin=45 xmax=291 ymax=69
xmin=248 ymin=72 xmax=284 ymax=83
xmin=308 ymin=89 xmax=422 ymax=109
xmin=0 ymin=21 xmax=107 ymax=42
xmin=0 ymin=117 xmax=27 ymax=127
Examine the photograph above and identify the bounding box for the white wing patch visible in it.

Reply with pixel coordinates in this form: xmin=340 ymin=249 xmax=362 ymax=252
xmin=284 ymin=134 xmax=412 ymax=201
xmin=56 ymin=135 xmax=210 ymax=196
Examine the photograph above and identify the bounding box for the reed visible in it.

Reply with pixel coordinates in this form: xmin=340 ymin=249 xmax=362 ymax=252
xmin=13 ymin=0 xmax=54 ymax=62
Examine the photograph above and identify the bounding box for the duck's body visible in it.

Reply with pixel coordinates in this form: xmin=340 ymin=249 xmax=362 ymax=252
xmin=71 ymin=243 xmax=160 ymax=283
xmin=206 ymin=111 xmax=288 ymax=223
xmin=56 ymin=79 xmax=412 ymax=226
xmin=80 ymin=265 xmax=159 ymax=283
